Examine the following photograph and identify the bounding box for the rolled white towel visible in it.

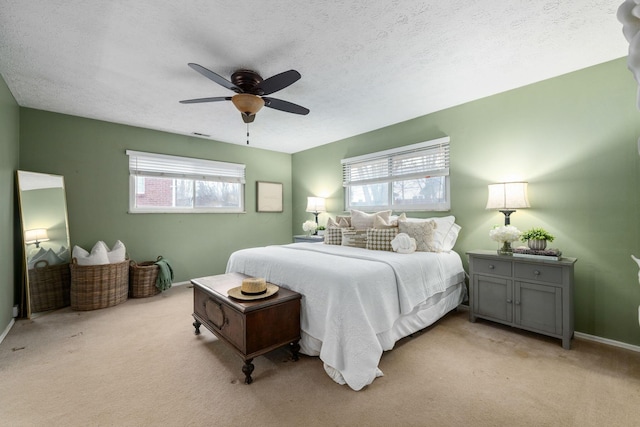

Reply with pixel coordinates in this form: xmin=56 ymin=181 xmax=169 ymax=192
xmin=391 ymin=233 xmax=416 ymax=254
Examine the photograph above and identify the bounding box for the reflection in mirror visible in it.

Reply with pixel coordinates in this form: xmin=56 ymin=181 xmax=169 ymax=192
xmin=17 ymin=171 xmax=71 ymax=318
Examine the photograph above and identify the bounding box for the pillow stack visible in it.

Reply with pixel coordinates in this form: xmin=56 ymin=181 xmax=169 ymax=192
xmin=72 ymin=240 xmax=127 ymax=266
xmin=323 ymin=210 xmax=461 ymax=253
xmin=28 ymin=246 xmax=69 ymax=269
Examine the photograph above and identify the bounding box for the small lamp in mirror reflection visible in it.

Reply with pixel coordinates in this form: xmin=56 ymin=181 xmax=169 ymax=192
xmin=306 ymin=197 xmax=326 ymax=233
xmin=24 ymin=228 xmax=50 ymax=248
xmin=486 ymin=182 xmax=530 ymax=225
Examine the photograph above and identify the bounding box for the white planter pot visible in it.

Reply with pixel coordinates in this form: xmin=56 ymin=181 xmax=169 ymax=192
xmin=528 ymin=239 xmax=547 ymax=250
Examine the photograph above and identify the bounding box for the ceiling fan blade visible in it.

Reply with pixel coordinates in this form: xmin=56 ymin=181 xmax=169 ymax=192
xmin=241 ymin=113 xmax=255 ymax=123
xmin=257 ymin=70 xmax=301 ymax=95
xmin=263 ymin=97 xmax=309 ymax=115
xmin=187 ymin=63 xmax=242 ymax=93
xmin=179 ymin=96 xmax=232 ymax=104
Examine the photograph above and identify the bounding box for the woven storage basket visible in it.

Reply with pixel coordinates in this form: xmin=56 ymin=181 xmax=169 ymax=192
xmin=28 ymin=260 xmax=71 ymax=312
xmin=70 ymin=258 xmax=129 ymax=311
xmin=129 ymin=256 xmax=162 ymax=298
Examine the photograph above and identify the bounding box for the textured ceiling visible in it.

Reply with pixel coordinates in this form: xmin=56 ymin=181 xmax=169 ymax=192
xmin=0 ymin=0 xmax=629 ymax=154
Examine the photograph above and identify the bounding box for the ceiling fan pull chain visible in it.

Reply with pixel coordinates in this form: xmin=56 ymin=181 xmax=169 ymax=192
xmin=246 ymin=123 xmax=250 ymax=145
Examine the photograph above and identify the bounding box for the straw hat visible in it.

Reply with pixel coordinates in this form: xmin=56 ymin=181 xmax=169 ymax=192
xmin=227 ymin=277 xmax=279 ymax=301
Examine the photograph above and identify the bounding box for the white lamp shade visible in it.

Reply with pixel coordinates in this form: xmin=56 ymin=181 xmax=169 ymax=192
xmin=486 ymin=182 xmax=530 ymax=209
xmin=24 ymin=228 xmax=49 ymax=244
xmin=306 ymin=197 xmax=326 ymax=213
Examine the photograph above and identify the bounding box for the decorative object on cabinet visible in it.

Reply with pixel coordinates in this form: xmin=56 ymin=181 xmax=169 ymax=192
xmin=191 ymin=273 xmax=301 ymax=385
xmin=486 ymin=182 xmax=530 ymax=225
xmin=467 ymin=249 xmax=577 ymax=349
xmin=302 ymin=220 xmax=317 ymax=236
xmin=513 ymin=247 xmax=562 ymax=261
xmin=520 ymin=227 xmax=555 ymax=250
xmin=227 ymin=277 xmax=279 ymax=301
xmin=489 ymin=225 xmax=522 ymax=256
xmin=305 ymin=196 xmax=326 ymax=232
xmin=256 ymin=181 xmax=283 ymax=212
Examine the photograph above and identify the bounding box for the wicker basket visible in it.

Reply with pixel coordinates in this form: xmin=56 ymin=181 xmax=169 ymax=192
xmin=28 ymin=260 xmax=71 ymax=312
xmin=70 ymin=258 xmax=129 ymax=311
xmin=129 ymin=256 xmax=162 ymax=298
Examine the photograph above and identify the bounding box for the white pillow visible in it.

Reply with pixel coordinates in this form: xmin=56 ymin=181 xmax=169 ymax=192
xmin=72 ymin=242 xmax=110 ymax=266
xmin=398 ymin=219 xmax=437 ymax=252
xmin=373 ymin=213 xmax=406 ymax=229
xmin=98 ymin=240 xmax=127 ymax=263
xmin=28 ymin=248 xmax=65 ymax=269
xmin=57 ymin=246 xmax=70 ymax=262
xmin=404 ymin=215 xmax=461 ymax=252
xmin=350 ymin=209 xmax=392 ymax=230
xmin=327 ymin=217 xmax=350 ymax=228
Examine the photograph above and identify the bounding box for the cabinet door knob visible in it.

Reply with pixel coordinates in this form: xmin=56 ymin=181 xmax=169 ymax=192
xmin=515 ymin=301 xmax=521 ymax=305
xmin=488 ymin=264 xmax=495 ymax=269
xmin=506 ymin=299 xmax=512 ymax=304
xmin=533 ymin=270 xmax=541 ymax=276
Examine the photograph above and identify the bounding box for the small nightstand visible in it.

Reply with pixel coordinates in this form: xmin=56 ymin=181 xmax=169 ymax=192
xmin=467 ymin=250 xmax=577 ymax=349
xmin=293 ymin=234 xmax=324 ymax=243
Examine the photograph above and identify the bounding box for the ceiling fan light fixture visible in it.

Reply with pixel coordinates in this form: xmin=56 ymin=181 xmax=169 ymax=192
xmin=231 ymin=93 xmax=265 ymax=115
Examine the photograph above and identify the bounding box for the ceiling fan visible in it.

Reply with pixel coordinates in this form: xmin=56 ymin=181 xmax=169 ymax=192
xmin=180 ymin=63 xmax=310 ymax=123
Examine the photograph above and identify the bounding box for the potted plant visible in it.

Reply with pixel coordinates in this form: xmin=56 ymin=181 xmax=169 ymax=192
xmin=317 ymin=225 xmax=326 ymax=236
xmin=520 ymin=227 xmax=555 ymax=250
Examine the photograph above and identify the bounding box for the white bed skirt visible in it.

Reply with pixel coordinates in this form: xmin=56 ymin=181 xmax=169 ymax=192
xmin=299 ymin=281 xmax=467 ymax=386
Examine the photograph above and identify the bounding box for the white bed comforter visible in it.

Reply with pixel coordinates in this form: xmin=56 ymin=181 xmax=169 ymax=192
xmin=226 ymin=243 xmax=465 ymax=390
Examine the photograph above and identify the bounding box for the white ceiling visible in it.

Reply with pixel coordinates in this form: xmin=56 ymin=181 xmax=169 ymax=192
xmin=0 ymin=1 xmax=629 ymax=154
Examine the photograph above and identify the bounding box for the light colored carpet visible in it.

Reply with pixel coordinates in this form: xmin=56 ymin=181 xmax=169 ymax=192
xmin=1 ymin=284 xmax=639 ymax=427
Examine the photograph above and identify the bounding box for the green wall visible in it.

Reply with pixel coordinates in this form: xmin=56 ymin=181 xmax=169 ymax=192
xmin=292 ymin=57 xmax=640 ymax=346
xmin=19 ymin=109 xmax=292 ymax=282
xmin=7 ymin=57 xmax=640 ymax=348
xmin=0 ymin=73 xmax=20 ymax=330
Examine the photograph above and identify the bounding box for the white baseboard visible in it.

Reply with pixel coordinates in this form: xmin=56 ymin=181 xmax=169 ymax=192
xmin=574 ymin=331 xmax=640 ymax=353
xmin=0 ymin=318 xmax=15 ymax=345
xmin=172 ymin=280 xmax=190 ymax=287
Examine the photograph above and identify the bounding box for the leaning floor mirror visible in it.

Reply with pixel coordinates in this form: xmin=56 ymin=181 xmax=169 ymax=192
xmin=16 ymin=170 xmax=71 ymax=318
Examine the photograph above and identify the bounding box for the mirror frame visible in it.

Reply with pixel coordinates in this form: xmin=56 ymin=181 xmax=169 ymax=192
xmin=16 ymin=170 xmax=71 ymax=318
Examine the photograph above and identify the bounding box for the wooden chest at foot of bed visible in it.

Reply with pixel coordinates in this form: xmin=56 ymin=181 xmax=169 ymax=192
xmin=190 ymin=273 xmax=301 ymax=384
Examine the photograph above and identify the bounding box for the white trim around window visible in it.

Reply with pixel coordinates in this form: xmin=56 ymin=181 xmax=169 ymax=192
xmin=341 ymin=136 xmax=451 ymax=212
xmin=126 ymin=150 xmax=246 ymax=213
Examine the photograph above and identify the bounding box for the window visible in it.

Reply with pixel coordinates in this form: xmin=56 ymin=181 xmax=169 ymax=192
xmin=126 ymin=150 xmax=245 ymax=213
xmin=342 ymin=137 xmax=450 ymax=212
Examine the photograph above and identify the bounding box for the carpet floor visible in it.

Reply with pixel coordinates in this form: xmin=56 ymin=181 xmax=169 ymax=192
xmin=1 ymin=284 xmax=639 ymax=426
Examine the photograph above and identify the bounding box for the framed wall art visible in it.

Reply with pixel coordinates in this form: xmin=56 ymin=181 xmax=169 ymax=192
xmin=256 ymin=181 xmax=283 ymax=212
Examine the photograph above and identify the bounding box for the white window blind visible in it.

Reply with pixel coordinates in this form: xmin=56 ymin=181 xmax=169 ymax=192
xmin=126 ymin=150 xmax=245 ymax=213
xmin=126 ymin=150 xmax=245 ymax=183
xmin=341 ymin=137 xmax=450 ymax=211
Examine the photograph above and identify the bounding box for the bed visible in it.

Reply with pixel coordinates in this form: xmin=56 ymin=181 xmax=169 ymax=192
xmin=226 ymin=241 xmax=466 ymax=391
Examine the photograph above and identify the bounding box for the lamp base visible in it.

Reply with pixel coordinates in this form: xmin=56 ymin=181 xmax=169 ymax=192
xmin=313 ymin=212 xmax=319 ymax=235
xmin=499 ymin=209 xmax=516 ymax=226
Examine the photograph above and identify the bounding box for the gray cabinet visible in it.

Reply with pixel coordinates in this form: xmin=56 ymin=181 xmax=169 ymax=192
xmin=467 ymin=250 xmax=577 ymax=349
